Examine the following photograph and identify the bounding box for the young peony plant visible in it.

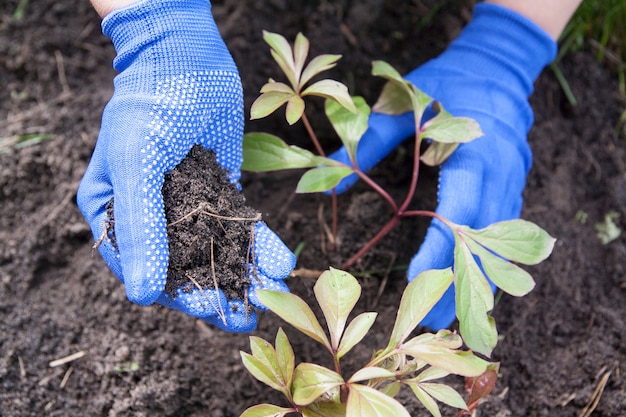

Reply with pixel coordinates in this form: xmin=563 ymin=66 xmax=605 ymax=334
xmin=240 ymin=268 xmax=500 ymax=417
xmin=242 ymin=31 xmax=555 ymax=357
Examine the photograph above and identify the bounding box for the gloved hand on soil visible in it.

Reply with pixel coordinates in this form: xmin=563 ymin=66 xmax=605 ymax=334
xmin=330 ymin=3 xmax=557 ymax=330
xmin=77 ymin=0 xmax=295 ymax=332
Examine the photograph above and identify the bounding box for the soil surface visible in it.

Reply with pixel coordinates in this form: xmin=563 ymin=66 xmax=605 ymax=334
xmin=1 ymin=0 xmax=625 ymax=416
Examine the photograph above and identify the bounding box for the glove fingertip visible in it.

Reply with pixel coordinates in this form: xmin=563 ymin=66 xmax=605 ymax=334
xmin=254 ymin=223 xmax=295 ymax=280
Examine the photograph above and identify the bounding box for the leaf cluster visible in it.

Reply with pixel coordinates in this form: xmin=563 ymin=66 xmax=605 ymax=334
xmin=240 ymin=31 xmax=557 ymax=416
xmin=240 ymin=268 xmax=491 ymax=417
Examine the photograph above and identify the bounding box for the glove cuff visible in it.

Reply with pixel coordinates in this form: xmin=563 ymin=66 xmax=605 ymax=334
xmin=101 ymin=0 xmax=236 ymax=75
xmin=437 ymin=2 xmax=557 ymax=96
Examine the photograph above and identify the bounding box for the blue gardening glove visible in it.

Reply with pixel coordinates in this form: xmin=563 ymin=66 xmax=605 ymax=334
xmin=330 ymin=3 xmax=557 ymax=329
xmin=77 ymin=0 xmax=295 ymax=332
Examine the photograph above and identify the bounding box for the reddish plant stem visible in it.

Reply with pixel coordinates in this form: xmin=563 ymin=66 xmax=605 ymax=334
xmin=341 ymin=210 xmax=444 ymax=269
xmin=301 ymin=112 xmax=338 ymax=250
xmin=342 ymin=216 xmax=400 ymax=269
xmin=342 ymin=129 xmax=454 ymax=269
xmin=301 ymin=112 xmax=326 ymax=157
xmin=352 ymin=168 xmax=399 ymax=213
xmin=399 ymin=134 xmax=423 ymax=213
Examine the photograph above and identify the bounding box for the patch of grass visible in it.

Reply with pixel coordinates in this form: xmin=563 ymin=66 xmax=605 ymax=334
xmin=559 ymin=0 xmax=626 ymax=97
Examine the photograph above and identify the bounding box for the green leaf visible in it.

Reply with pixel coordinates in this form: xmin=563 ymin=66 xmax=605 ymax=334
xmin=458 ymin=220 xmax=556 ymax=265
xmin=372 ymin=80 xmax=413 ymax=115
xmin=256 ymin=289 xmax=331 ymax=349
xmin=412 ymin=366 xmax=450 ymax=383
xmin=239 ymin=404 xmax=295 ymax=417
xmin=371 ymin=60 xmax=432 ymax=118
xmin=407 ymin=383 xmax=442 ymax=417
xmin=296 ymin=166 xmax=355 ymax=193
xmin=349 ymin=367 xmax=396 ymax=383
xmin=379 ymin=381 xmax=401 ymax=398
xmin=301 ymin=402 xmax=347 ymax=417
xmin=400 ymin=333 xmax=489 ymax=377
xmin=240 ymin=351 xmax=284 ymax=392
xmin=250 ymin=336 xmax=282 ymax=384
xmin=314 ymin=268 xmax=361 ymax=350
xmin=242 ymin=132 xmax=337 ymax=172
xmin=371 ymin=60 xmax=405 ymax=84
xmin=293 ymin=33 xmax=309 ymax=83
xmin=250 ymin=91 xmax=294 ymax=120
xmin=275 ymin=328 xmax=295 ymax=389
xmin=464 ymin=239 xmax=535 ymax=297
xmin=300 ymin=54 xmax=342 ymax=86
xmin=263 ymin=31 xmax=297 ymax=88
xmin=260 ymin=81 xmax=294 ymax=94
xmin=302 ymin=80 xmax=356 ymax=113
xmin=420 ymin=142 xmax=459 ymax=166
xmin=286 ymin=95 xmax=305 ymax=125
xmin=454 ymin=236 xmax=497 ymax=356
xmin=325 ymin=96 xmax=370 ymax=161
xmin=292 ymin=363 xmax=344 ymax=406
xmin=420 ymin=106 xmax=483 ymax=144
xmin=346 ymin=384 xmax=411 ymax=417
xmin=386 ymin=268 xmax=454 ymax=351
xmin=415 ymin=383 xmax=469 ymax=411
xmin=337 ymin=312 xmax=377 ymax=359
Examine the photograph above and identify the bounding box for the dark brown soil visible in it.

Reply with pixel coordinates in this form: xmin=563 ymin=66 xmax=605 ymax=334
xmin=161 ymin=145 xmax=259 ymax=302
xmin=1 ymin=1 xmax=625 ymax=416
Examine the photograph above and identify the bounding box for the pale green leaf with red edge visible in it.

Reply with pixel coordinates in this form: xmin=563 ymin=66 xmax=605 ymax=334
xmin=386 ymin=268 xmax=454 ymax=352
xmin=399 ymin=331 xmax=489 ymax=377
xmin=249 ymin=336 xmax=283 ymax=386
xmin=420 ymin=142 xmax=459 ymax=167
xmin=458 ymin=220 xmax=556 ymax=265
xmin=336 ymin=312 xmax=377 ymax=359
xmin=464 ymin=237 xmax=536 ymax=297
xmin=260 ymin=80 xmax=294 ymax=94
xmin=256 ymin=289 xmax=330 ymax=349
xmin=371 ymin=60 xmax=432 ymax=119
xmin=239 ymin=404 xmax=295 ymax=417
xmin=301 ymin=402 xmax=347 ymax=417
xmin=275 ymin=328 xmax=295 ymax=390
xmin=296 ymin=166 xmax=354 ymax=193
xmin=406 ymin=383 xmax=442 ymax=417
xmin=303 ymin=80 xmax=356 ymax=113
xmin=346 ymin=384 xmax=411 ymax=417
xmin=325 ymin=96 xmax=370 ymax=160
xmin=348 ymin=367 xmax=395 ymax=383
xmin=419 ymin=102 xmax=482 ymax=144
xmin=242 ymin=132 xmax=338 ymax=172
xmin=372 ymin=79 xmax=413 ymax=115
xmin=285 ymin=95 xmax=305 ymax=125
xmin=314 ymin=268 xmax=361 ymax=350
xmin=263 ymin=31 xmax=297 ymax=88
xmin=293 ymin=33 xmax=309 ymax=84
xmin=416 ymin=382 xmax=468 ymax=411
xmin=292 ymin=363 xmax=344 ymax=406
xmin=250 ymin=91 xmax=294 ymax=120
xmin=412 ymin=366 xmax=450 ymax=383
xmin=454 ymin=234 xmax=497 ymax=356
xmin=300 ymin=54 xmax=342 ymax=86
xmin=378 ymin=381 xmax=401 ymax=398
xmin=240 ymin=351 xmax=284 ymax=392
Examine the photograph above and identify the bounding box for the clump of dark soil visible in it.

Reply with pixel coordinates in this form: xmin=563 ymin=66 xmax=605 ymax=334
xmin=106 ymin=145 xmax=260 ymax=301
xmin=162 ymin=145 xmax=259 ymax=301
